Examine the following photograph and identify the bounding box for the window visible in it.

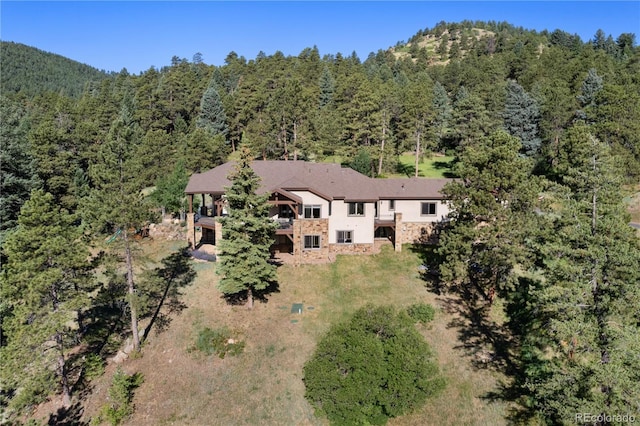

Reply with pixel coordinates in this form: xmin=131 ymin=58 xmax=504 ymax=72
xmin=303 ymin=205 xmax=321 ymax=218
xmin=389 ymin=200 xmax=395 ymax=211
xmin=279 ymin=205 xmax=294 ymax=219
xmin=421 ymin=202 xmax=437 ymax=216
xmin=348 ymin=202 xmax=365 ymax=216
xmin=336 ymin=230 xmax=353 ymax=244
xmin=304 ymin=235 xmax=321 ymax=249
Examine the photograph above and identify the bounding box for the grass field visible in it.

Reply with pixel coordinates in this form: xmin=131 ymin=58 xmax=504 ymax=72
xmin=76 ymin=241 xmax=510 ymax=426
xmin=322 ymin=153 xmax=456 ymax=179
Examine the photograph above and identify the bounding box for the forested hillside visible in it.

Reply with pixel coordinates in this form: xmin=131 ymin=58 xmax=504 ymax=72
xmin=1 ymin=20 xmax=639 ymax=425
xmin=0 ymin=41 xmax=112 ymax=98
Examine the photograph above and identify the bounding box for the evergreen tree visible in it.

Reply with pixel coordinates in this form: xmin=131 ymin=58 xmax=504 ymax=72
xmin=437 ymin=130 xmax=541 ymax=303
xmin=503 ymin=80 xmax=541 ymax=156
xmin=399 ymin=74 xmax=434 ymax=176
xmin=197 ymin=83 xmax=228 ymax=136
xmin=216 ymin=148 xmax=277 ymax=308
xmin=525 ymin=124 xmax=640 ymax=422
xmin=576 ymin=68 xmax=603 ymax=122
xmin=432 ymin=81 xmax=452 ymax=150
xmin=0 ymin=96 xmax=39 ymax=245
xmin=449 ymin=86 xmax=493 ymax=150
xmin=151 ymin=160 xmax=189 ymax=218
xmin=318 ymin=66 xmax=335 ymax=108
xmin=1 ymin=190 xmax=94 ymax=411
xmin=84 ymin=98 xmax=154 ymax=352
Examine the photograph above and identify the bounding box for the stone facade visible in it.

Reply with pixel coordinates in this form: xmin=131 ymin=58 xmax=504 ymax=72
xmin=293 ymin=218 xmax=329 ymax=263
xmin=329 ymin=243 xmax=376 ymax=255
xmin=186 ymin=213 xmax=195 ymax=248
xmin=397 ymin=222 xmax=436 ymax=245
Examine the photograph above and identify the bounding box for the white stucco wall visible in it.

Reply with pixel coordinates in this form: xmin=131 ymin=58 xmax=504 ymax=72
xmin=379 ymin=199 xmax=449 ymax=223
xmin=328 ymin=200 xmax=375 ymax=244
xmin=290 ymin=191 xmax=330 ymax=218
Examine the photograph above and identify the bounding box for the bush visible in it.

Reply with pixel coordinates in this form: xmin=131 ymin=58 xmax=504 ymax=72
xmin=407 ymin=303 xmax=436 ymax=324
xmin=192 ymin=326 xmax=244 ymax=359
xmin=83 ymin=353 xmax=105 ymax=381
xmin=303 ymin=305 xmax=445 ymax=425
xmin=94 ymin=368 xmax=143 ymax=426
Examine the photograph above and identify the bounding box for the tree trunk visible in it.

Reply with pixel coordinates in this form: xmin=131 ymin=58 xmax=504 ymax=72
xmin=378 ymin=112 xmax=387 ymax=176
xmin=415 ymin=130 xmax=421 ymax=178
xmin=293 ymin=120 xmax=298 ymax=161
xmin=247 ymin=287 xmax=254 ymax=309
xmin=56 ymin=333 xmax=71 ymax=407
xmin=124 ymin=230 xmax=141 ymax=351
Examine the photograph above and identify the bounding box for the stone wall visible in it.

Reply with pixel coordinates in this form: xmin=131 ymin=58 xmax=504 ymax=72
xmin=293 ymin=218 xmax=329 ymax=263
xmin=397 ymin=222 xmax=437 ymax=245
xmin=329 ymin=243 xmax=376 ymax=255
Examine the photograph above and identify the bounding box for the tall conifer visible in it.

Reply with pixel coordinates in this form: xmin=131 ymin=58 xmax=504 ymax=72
xmin=216 ymin=148 xmax=277 ymax=308
xmin=1 ymin=190 xmax=94 ymax=410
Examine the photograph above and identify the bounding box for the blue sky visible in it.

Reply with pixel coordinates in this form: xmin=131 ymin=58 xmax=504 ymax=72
xmin=2 ymin=1 xmax=639 ymax=74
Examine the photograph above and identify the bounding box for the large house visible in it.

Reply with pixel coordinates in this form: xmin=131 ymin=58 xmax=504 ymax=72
xmin=184 ymin=161 xmax=450 ymax=263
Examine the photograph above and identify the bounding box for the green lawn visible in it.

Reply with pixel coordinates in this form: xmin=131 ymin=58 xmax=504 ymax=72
xmin=391 ymin=154 xmax=456 ymax=178
xmin=321 ymin=154 xmax=456 ymax=179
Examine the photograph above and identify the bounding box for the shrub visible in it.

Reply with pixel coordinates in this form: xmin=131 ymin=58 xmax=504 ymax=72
xmin=192 ymin=326 xmax=244 ymax=359
xmin=94 ymin=368 xmax=143 ymax=426
xmin=83 ymin=353 xmax=106 ymax=381
xmin=303 ymin=304 xmax=445 ymax=425
xmin=407 ymin=303 xmax=436 ymax=324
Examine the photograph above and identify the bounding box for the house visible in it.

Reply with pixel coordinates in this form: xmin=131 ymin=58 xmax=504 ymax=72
xmin=184 ymin=161 xmax=450 ymax=263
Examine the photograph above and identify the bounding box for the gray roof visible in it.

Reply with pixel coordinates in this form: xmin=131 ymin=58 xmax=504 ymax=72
xmin=185 ymin=160 xmax=449 ymax=202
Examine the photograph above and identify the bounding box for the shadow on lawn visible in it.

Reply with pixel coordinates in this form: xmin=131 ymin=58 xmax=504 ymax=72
xmin=411 ymin=240 xmax=536 ymax=422
xmin=221 ymin=280 xmax=280 ymax=306
xmin=141 ymin=246 xmax=196 ymax=342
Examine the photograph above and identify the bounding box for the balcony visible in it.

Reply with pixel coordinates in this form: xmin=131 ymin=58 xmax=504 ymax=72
xmin=275 ymin=217 xmax=294 ymax=234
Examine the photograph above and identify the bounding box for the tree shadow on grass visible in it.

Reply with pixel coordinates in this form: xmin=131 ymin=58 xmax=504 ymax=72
xmin=395 ymin=162 xmax=419 ymax=177
xmin=141 ymin=246 xmax=196 ymax=342
xmin=422 ymin=262 xmax=543 ymax=423
xmin=221 ymin=279 xmax=280 ymax=306
xmin=436 ymin=294 xmax=517 ymax=375
xmin=47 ymin=402 xmax=88 ymax=426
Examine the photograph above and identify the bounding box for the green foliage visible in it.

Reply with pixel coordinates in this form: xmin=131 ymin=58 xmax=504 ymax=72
xmin=0 ymin=189 xmax=95 ymax=412
xmin=348 ymin=147 xmax=374 ymax=176
xmin=95 ymin=368 xmax=144 ymax=426
xmin=521 ymin=124 xmax=640 ymax=422
xmin=216 ymin=148 xmax=278 ymax=307
xmin=83 ymin=353 xmax=106 ymax=381
xmin=197 ymin=84 xmax=228 ymax=136
xmin=0 ymin=95 xmax=39 ymax=244
xmin=303 ymin=305 xmax=445 ymax=425
xmin=503 ymin=80 xmax=541 ymax=156
xmin=151 ymin=160 xmax=189 ymax=216
xmin=437 ymin=130 xmax=541 ymax=301
xmin=406 ymin=303 xmax=436 ymax=324
xmin=0 ymin=41 xmax=111 ymax=98
xmin=192 ymin=326 xmax=245 ymax=358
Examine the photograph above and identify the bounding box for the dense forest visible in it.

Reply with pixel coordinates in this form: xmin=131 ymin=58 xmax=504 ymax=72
xmin=1 ymin=20 xmax=639 ymax=424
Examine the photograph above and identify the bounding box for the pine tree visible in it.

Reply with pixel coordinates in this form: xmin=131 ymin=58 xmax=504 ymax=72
xmin=525 ymin=124 xmax=640 ymax=421
xmin=0 ymin=96 xmax=39 ymax=245
xmin=432 ymin=81 xmax=452 ymax=150
xmin=503 ymin=80 xmax=541 ymax=156
xmin=437 ymin=130 xmax=541 ymax=303
xmin=216 ymin=148 xmax=277 ymax=309
xmin=151 ymin=160 xmax=189 ymax=218
xmin=84 ymin=97 xmax=154 ymax=352
xmin=1 ymin=190 xmax=94 ymax=411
